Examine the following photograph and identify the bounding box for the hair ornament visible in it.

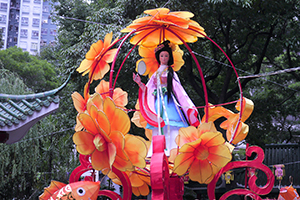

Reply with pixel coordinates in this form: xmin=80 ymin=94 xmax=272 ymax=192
xmin=154 ymin=44 xmax=165 ymax=53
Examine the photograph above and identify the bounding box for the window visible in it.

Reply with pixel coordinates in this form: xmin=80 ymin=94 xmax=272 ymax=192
xmin=40 ymin=39 xmax=47 ymax=46
xmin=20 ymin=29 xmax=28 ymax=38
xmin=13 ymin=37 xmax=17 ymax=43
xmin=32 ymin=18 xmax=39 ymax=27
xmin=22 ymin=5 xmax=29 ymax=13
xmin=21 ymin=17 xmax=28 ymax=26
xmin=0 ymin=3 xmax=7 ymax=11
xmin=31 ymin=42 xmax=38 ymax=50
xmin=20 ymin=41 xmax=27 ymax=49
xmin=50 ymin=29 xmax=56 ymax=36
xmin=43 ymin=5 xmax=49 ymax=12
xmin=0 ymin=15 xmax=6 ymax=23
xmin=33 ymin=0 xmax=41 ymax=4
xmin=41 ymin=28 xmax=47 ymax=35
xmin=42 ymin=17 xmax=48 ymax=24
xmin=33 ymin=6 xmax=40 ymax=14
xmin=16 ymin=14 xmax=19 ymax=22
xmin=50 ymin=40 xmax=56 ymax=46
xmin=1 ymin=27 xmax=5 ymax=35
xmin=31 ymin=30 xmax=39 ymax=38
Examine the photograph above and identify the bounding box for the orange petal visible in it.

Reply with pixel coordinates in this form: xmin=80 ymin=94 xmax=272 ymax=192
xmin=78 ymin=113 xmax=99 ymax=135
xmin=129 ymin=172 xmax=144 ymax=187
xmin=113 ymin=153 xmax=133 ymax=171
xmin=107 ymin=142 xmax=117 ymax=168
xmin=95 ymin=80 xmax=110 ymax=97
xmin=73 ymin=131 xmax=95 ymax=155
xmin=176 ymin=126 xmax=198 ymax=147
xmin=91 ymin=147 xmax=112 ymax=171
xmin=144 ymin=8 xmax=170 ymax=17
xmin=189 ymin=159 xmax=213 ymax=184
xmin=179 ymin=139 xmax=201 ymax=153
xmin=130 ymin=28 xmax=163 ymax=47
xmin=74 ymin=117 xmax=83 ymax=131
xmin=102 ymin=48 xmax=118 ymax=63
xmin=93 ymin=60 xmax=110 ymax=80
xmin=87 ymin=93 xmax=104 ymax=112
xmin=153 ymin=16 xmax=190 ymax=29
xmin=145 ymin=129 xmax=152 ymax=141
xmin=132 ymin=187 xmax=141 ymax=197
xmin=72 ymin=92 xmax=86 ymax=113
xmin=173 ymin=51 xmax=184 ymax=72
xmin=173 ymin=152 xmax=194 ymax=176
xmin=103 ymin=32 xmax=113 ymax=50
xmin=86 ymin=40 xmax=104 ymax=60
xmin=208 ymin=145 xmax=232 ymax=168
xmin=227 ymin=122 xmax=249 ymax=145
xmin=169 ymin=148 xmax=179 ymax=163
xmin=133 ymin=183 xmax=150 ymax=196
xmin=88 ymin=106 xmax=111 ymax=142
xmin=200 ymin=131 xmax=224 ymax=147
xmin=138 ymin=45 xmax=155 ymax=58
xmin=103 ymin=97 xmax=130 ymax=135
xmin=77 ymin=59 xmax=93 ymax=74
xmin=110 ymin=131 xmax=125 ymax=156
xmin=113 ymin=88 xmax=128 ymax=108
xmin=198 ymin=121 xmax=217 ymax=135
xmin=202 ymin=106 xmax=233 ymax=123
xmin=124 ymin=134 xmax=147 ymax=168
xmin=235 ymin=97 xmax=254 ymax=122
xmin=170 ymin=11 xmax=194 ymax=19
xmin=164 ymin=29 xmax=187 ymax=45
xmin=131 ymin=111 xmax=143 ymax=128
xmin=110 ymin=131 xmax=133 ymax=171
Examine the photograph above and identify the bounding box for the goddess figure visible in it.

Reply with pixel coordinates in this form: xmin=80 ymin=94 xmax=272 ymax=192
xmin=134 ymin=41 xmax=199 ymax=157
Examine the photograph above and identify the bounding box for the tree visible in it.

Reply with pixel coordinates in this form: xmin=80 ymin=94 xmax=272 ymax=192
xmin=50 ymin=0 xmax=300 ymax=145
xmin=0 ymin=46 xmax=59 ymax=93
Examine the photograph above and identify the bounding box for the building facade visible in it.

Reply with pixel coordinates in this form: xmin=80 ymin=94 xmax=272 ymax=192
xmin=0 ymin=0 xmax=57 ymax=55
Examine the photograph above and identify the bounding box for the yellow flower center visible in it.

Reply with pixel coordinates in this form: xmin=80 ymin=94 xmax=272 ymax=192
xmin=93 ymin=134 xmax=107 ymax=152
xmin=194 ymin=145 xmax=209 ymax=160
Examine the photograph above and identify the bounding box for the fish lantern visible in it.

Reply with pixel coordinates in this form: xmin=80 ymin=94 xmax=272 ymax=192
xmin=39 ymin=180 xmax=100 ymax=200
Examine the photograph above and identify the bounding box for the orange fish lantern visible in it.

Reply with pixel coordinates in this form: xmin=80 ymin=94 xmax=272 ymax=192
xmin=278 ymin=186 xmax=300 ymax=200
xmin=39 ymin=180 xmax=100 ymax=200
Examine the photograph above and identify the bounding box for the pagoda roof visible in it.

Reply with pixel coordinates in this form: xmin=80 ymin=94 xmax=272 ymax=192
xmin=0 ymin=75 xmax=70 ymax=144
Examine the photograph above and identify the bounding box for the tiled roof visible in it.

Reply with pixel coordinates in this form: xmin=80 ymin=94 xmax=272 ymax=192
xmin=0 ymin=94 xmax=59 ymax=128
xmin=0 ymin=75 xmax=70 ymax=144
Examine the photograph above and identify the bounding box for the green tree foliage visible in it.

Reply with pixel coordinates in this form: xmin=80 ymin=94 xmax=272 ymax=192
xmin=0 ymin=46 xmax=59 ymax=92
xmin=0 ymin=70 xmax=78 ymax=199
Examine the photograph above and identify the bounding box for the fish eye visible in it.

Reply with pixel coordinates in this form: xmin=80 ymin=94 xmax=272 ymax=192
xmin=77 ymin=187 xmax=86 ymax=196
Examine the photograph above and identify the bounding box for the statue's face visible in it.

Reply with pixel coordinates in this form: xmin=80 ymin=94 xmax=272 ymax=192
xmin=159 ymin=51 xmax=169 ymax=65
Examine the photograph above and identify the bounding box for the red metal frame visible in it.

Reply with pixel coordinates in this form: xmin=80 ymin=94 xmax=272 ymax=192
xmin=207 ymin=146 xmax=275 ymax=200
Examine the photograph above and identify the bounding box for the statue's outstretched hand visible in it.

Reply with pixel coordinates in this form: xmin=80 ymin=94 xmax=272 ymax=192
xmin=133 ymin=73 xmax=145 ymax=91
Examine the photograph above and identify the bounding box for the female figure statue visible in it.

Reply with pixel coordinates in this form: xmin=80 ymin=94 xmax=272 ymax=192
xmin=134 ymin=41 xmax=199 ymax=157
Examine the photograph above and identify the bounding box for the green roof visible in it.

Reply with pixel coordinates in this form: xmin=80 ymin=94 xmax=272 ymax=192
xmin=0 ymin=75 xmax=70 ymax=144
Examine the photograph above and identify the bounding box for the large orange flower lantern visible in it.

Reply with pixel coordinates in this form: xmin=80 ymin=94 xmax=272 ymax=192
xmin=73 ymin=96 xmax=147 ymax=171
xmin=173 ymin=122 xmax=232 ymax=184
xmin=121 ymin=8 xmax=206 ymax=47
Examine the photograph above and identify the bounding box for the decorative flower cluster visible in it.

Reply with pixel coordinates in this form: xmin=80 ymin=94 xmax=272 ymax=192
xmin=72 ymin=8 xmax=254 ymax=197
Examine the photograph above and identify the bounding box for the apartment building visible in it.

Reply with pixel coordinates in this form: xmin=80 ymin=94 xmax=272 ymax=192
xmin=0 ymin=0 xmax=57 ymax=55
